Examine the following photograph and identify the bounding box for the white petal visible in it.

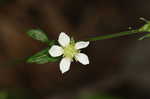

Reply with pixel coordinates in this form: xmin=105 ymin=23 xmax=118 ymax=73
xmin=58 ymin=32 xmax=70 ymax=47
xmin=75 ymin=41 xmax=90 ymax=50
xmin=49 ymin=45 xmax=64 ymax=57
xmin=60 ymin=57 xmax=71 ymax=74
xmin=75 ymin=53 xmax=89 ymax=65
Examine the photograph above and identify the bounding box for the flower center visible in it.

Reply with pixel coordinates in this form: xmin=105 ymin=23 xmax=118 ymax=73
xmin=63 ymin=43 xmax=79 ymax=59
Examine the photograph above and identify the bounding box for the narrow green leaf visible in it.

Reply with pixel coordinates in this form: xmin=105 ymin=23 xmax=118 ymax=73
xmin=27 ymin=29 xmax=49 ymax=43
xmin=26 ymin=48 xmax=60 ymax=64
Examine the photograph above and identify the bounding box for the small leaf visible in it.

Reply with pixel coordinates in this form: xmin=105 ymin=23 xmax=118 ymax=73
xmin=26 ymin=48 xmax=60 ymax=64
xmin=27 ymin=29 xmax=49 ymax=43
xmin=139 ymin=33 xmax=150 ymax=40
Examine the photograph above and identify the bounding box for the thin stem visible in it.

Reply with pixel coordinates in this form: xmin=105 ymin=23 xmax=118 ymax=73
xmin=87 ymin=30 xmax=140 ymax=41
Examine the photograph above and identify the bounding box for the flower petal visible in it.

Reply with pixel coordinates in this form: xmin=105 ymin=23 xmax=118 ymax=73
xmin=75 ymin=41 xmax=89 ymax=50
xmin=75 ymin=53 xmax=89 ymax=65
xmin=60 ymin=57 xmax=71 ymax=74
xmin=49 ymin=45 xmax=64 ymax=57
xmin=58 ymin=32 xmax=70 ymax=47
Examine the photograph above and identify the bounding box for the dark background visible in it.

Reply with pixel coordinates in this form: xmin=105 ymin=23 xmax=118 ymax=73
xmin=0 ymin=0 xmax=150 ymax=99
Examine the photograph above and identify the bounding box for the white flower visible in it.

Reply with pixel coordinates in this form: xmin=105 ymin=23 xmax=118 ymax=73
xmin=49 ymin=32 xmax=90 ymax=74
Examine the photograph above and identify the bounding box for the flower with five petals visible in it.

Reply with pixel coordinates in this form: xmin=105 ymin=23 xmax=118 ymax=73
xmin=49 ymin=32 xmax=90 ymax=74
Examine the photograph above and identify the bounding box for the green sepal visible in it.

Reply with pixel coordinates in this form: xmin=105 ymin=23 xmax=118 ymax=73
xmin=139 ymin=18 xmax=150 ymax=32
xmin=48 ymin=40 xmax=57 ymax=46
xmin=139 ymin=33 xmax=150 ymax=40
xmin=26 ymin=48 xmax=60 ymax=64
xmin=27 ymin=29 xmax=49 ymax=43
xmin=139 ymin=23 xmax=150 ymax=32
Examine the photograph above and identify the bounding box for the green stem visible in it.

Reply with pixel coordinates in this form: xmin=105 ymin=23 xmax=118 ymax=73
xmin=87 ymin=30 xmax=140 ymax=41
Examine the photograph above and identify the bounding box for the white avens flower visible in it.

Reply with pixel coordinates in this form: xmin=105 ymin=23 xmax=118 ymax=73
xmin=49 ymin=32 xmax=90 ymax=74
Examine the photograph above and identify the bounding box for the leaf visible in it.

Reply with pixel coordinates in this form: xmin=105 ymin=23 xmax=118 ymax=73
xmin=26 ymin=48 xmax=60 ymax=64
xmin=139 ymin=33 xmax=150 ymax=40
xmin=27 ymin=29 xmax=49 ymax=43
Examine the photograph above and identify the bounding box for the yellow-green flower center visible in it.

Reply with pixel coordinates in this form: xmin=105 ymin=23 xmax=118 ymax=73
xmin=63 ymin=43 xmax=79 ymax=59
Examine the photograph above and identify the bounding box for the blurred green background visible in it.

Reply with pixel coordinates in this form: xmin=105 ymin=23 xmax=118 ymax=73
xmin=0 ymin=0 xmax=150 ymax=99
